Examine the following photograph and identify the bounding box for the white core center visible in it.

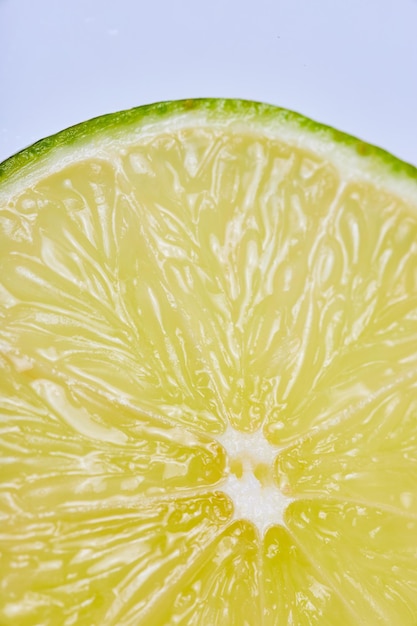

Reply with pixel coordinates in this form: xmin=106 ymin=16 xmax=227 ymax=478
xmin=217 ymin=427 xmax=293 ymax=536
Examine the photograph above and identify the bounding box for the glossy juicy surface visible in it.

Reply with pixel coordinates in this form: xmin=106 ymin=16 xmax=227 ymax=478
xmin=1 ymin=107 xmax=417 ymax=624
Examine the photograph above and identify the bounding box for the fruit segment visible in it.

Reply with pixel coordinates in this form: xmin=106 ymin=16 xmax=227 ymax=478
xmin=262 ymin=525 xmax=357 ymax=625
xmin=287 ymin=499 xmax=417 ymax=625
xmin=0 ymin=493 xmax=233 ymax=625
xmin=152 ymin=521 xmax=261 ymax=626
xmin=274 ymin=377 xmax=417 ymax=511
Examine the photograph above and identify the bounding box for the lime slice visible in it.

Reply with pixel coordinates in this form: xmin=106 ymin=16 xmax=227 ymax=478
xmin=1 ymin=99 xmax=417 ymax=625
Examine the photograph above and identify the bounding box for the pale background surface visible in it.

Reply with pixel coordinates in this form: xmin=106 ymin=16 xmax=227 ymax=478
xmin=1 ymin=0 xmax=417 ymax=165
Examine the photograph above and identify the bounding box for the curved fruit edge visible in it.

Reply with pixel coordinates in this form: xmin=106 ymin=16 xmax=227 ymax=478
xmin=0 ymin=98 xmax=416 ymax=203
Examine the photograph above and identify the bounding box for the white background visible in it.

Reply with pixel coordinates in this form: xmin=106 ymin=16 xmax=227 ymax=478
xmin=1 ymin=0 xmax=417 ymax=166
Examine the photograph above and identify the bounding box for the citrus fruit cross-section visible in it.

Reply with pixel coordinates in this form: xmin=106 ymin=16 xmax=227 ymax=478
xmin=1 ymin=99 xmax=417 ymax=625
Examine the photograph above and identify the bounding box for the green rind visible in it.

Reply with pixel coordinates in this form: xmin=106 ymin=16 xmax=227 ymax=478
xmin=1 ymin=98 xmax=416 ymax=189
